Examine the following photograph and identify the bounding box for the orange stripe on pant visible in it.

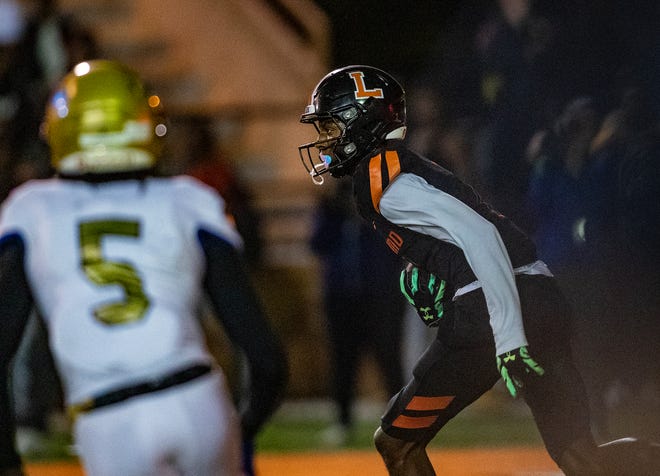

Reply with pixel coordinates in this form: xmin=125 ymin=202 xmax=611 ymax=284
xmin=406 ymin=395 xmax=454 ymax=411
xmin=392 ymin=414 xmax=439 ymax=429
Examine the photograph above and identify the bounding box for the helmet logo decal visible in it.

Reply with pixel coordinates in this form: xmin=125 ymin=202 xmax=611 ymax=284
xmin=349 ymin=71 xmax=384 ymax=99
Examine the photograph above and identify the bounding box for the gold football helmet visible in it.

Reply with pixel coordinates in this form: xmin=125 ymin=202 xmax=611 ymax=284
xmin=44 ymin=59 xmax=166 ymax=175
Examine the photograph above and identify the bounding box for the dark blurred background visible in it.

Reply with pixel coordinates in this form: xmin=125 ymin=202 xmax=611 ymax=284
xmin=2 ymin=0 xmax=659 ymax=451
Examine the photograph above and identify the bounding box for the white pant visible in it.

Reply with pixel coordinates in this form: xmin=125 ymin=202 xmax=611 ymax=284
xmin=73 ymin=371 xmax=242 ymax=476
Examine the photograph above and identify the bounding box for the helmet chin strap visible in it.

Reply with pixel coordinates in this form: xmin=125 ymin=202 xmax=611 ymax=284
xmin=306 ymin=142 xmax=360 ymax=185
xmin=310 ymin=161 xmax=327 ymax=185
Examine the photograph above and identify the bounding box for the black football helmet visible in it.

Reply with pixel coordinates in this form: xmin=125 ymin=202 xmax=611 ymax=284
xmin=299 ymin=65 xmax=406 ymax=183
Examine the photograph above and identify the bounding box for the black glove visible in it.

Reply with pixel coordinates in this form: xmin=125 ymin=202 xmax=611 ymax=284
xmin=400 ymin=264 xmax=447 ymax=327
xmin=496 ymin=345 xmax=545 ymax=398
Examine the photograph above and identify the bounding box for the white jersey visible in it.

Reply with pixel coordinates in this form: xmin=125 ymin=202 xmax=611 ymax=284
xmin=0 ymin=175 xmax=242 ymax=405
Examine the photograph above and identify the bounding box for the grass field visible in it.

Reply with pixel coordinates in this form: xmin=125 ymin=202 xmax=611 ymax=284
xmin=257 ymin=394 xmax=543 ymax=452
xmin=20 ymin=391 xmax=561 ymax=475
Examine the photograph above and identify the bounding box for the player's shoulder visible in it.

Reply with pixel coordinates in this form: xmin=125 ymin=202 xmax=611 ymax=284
xmin=0 ymin=179 xmax=74 ymax=235
xmin=2 ymin=178 xmax=68 ymax=209
xmin=155 ymin=175 xmax=223 ymax=204
xmin=157 ymin=175 xmax=241 ymax=246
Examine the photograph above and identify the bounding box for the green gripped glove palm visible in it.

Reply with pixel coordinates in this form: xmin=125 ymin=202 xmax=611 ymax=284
xmin=496 ymin=345 xmax=545 ymax=398
xmin=399 ymin=264 xmax=446 ymax=327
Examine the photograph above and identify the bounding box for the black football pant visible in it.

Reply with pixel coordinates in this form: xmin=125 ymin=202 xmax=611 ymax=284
xmin=381 ymin=274 xmax=594 ymax=464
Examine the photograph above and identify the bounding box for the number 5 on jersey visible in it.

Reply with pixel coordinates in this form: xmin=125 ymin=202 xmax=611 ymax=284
xmin=79 ymin=220 xmax=151 ymax=325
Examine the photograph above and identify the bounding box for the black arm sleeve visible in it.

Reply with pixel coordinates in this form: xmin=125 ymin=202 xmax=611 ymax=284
xmin=0 ymin=234 xmax=33 ymax=470
xmin=198 ymin=230 xmax=288 ymax=440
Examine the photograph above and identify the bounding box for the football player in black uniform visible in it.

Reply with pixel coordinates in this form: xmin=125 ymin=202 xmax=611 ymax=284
xmin=298 ymin=65 xmax=659 ymax=476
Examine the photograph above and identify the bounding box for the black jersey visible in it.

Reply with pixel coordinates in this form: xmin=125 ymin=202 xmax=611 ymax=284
xmin=352 ymin=144 xmax=540 ymax=355
xmin=353 ymin=145 xmax=537 ymax=271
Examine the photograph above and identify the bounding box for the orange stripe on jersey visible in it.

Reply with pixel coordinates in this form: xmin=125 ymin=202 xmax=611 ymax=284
xmin=406 ymin=395 xmax=455 ymax=412
xmin=369 ymin=155 xmax=383 ymax=211
xmin=368 ymin=150 xmax=401 ymax=212
xmin=392 ymin=414 xmax=439 ymax=429
xmin=384 ymin=150 xmax=401 ymax=181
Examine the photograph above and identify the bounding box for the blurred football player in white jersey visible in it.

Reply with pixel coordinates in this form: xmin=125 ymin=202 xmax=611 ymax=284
xmin=0 ymin=59 xmax=287 ymax=476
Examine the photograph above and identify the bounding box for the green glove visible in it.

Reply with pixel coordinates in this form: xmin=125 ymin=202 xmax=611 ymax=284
xmin=400 ymin=265 xmax=446 ymax=327
xmin=496 ymin=345 xmax=545 ymax=398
